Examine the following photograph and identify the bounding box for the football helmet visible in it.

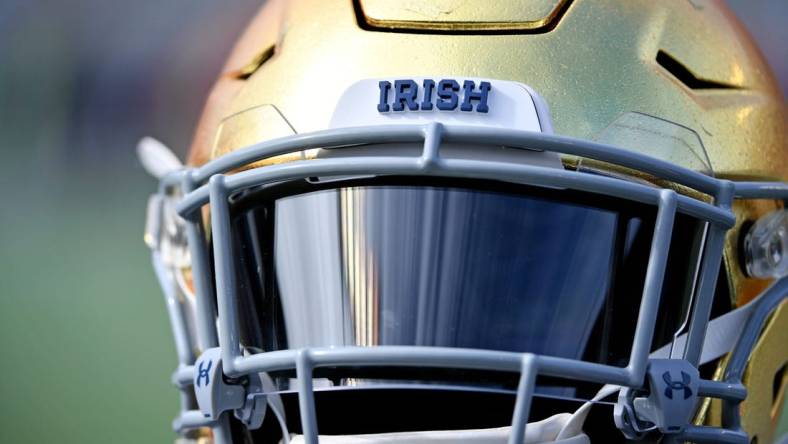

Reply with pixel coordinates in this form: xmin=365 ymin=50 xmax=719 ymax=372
xmin=140 ymin=1 xmax=788 ymax=443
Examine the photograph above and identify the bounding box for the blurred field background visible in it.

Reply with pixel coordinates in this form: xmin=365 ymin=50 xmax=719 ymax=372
xmin=0 ymin=1 xmax=785 ymax=443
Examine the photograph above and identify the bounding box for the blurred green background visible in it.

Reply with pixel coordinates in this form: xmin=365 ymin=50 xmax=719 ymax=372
xmin=0 ymin=1 xmax=784 ymax=443
xmin=0 ymin=1 xmax=259 ymax=442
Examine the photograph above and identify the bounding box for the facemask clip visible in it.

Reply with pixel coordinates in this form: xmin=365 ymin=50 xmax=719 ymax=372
xmin=614 ymin=359 xmax=700 ymax=439
xmin=193 ymin=348 xmax=268 ymax=429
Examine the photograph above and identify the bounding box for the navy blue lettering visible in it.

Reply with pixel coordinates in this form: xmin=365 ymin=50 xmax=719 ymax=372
xmin=377 ymin=81 xmax=391 ymax=112
xmin=392 ymin=80 xmax=419 ymax=111
xmin=420 ymin=79 xmax=435 ymax=110
xmin=436 ymin=79 xmax=460 ymax=111
xmin=377 ymin=78 xmax=491 ymax=113
xmin=196 ymin=360 xmax=212 ymax=387
xmin=460 ymin=81 xmax=491 ymax=113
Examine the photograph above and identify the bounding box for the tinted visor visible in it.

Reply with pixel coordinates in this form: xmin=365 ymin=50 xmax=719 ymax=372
xmin=231 ymin=178 xmax=702 ymax=381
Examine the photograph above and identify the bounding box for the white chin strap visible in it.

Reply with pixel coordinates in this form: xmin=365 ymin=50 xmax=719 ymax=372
xmin=286 ymin=297 xmax=757 ymax=444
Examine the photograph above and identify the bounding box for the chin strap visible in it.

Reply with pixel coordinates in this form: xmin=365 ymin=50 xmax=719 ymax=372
xmin=555 ymin=295 xmax=758 ymax=440
xmin=285 ymin=298 xmax=758 ymax=444
xmin=649 ymin=296 xmax=757 ymax=363
xmin=261 ymin=373 xmax=291 ymax=443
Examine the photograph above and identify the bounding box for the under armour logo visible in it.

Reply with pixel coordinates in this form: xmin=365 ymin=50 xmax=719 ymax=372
xmin=196 ymin=360 xmax=212 ymax=387
xmin=662 ymin=370 xmax=692 ymax=400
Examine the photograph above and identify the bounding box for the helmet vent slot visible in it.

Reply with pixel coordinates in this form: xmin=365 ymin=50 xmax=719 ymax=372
xmin=234 ymin=44 xmax=275 ymax=80
xmin=773 ymin=361 xmax=787 ymax=408
xmin=352 ymin=0 xmax=574 ymax=35
xmin=656 ymin=50 xmax=742 ymax=90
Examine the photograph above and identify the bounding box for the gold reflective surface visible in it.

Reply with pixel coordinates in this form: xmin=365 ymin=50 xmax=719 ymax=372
xmin=705 ymin=302 xmax=788 ymax=443
xmin=357 ymin=0 xmax=568 ymax=31
xmin=739 ymin=301 xmax=788 ymax=444
xmin=200 ymin=0 xmax=784 ymax=183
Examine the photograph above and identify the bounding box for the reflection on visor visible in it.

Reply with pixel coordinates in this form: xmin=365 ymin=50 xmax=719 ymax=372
xmin=232 ymin=180 xmax=701 ymax=396
xmin=275 ymin=186 xmax=617 ymax=358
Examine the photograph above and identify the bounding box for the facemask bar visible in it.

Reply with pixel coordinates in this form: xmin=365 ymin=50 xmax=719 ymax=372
xmin=147 ymin=123 xmax=788 ymax=444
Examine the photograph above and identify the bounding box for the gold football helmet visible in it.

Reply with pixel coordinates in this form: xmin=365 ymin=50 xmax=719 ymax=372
xmin=140 ymin=1 xmax=787 ymax=443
